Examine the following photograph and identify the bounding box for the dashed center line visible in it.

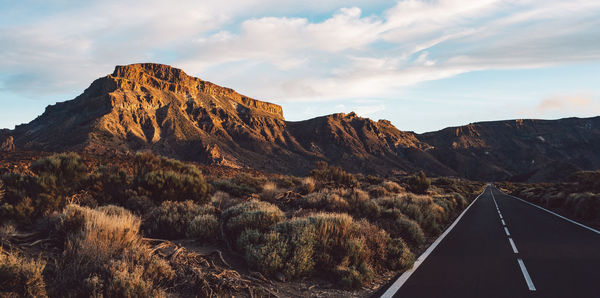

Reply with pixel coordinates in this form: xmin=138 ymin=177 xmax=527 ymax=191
xmin=508 ymin=238 xmax=519 ymax=253
xmin=518 ymin=258 xmax=537 ymax=291
xmin=490 ymin=187 xmax=536 ymax=292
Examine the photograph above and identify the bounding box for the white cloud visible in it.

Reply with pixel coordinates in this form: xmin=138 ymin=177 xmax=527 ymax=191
xmin=1 ymin=0 xmax=600 ymax=107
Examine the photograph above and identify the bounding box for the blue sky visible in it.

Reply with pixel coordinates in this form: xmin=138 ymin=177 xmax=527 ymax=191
xmin=1 ymin=0 xmax=600 ymax=133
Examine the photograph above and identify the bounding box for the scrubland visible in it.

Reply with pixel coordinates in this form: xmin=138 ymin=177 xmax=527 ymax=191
xmin=500 ymin=171 xmax=600 ymax=229
xmin=0 ymin=152 xmax=483 ymax=297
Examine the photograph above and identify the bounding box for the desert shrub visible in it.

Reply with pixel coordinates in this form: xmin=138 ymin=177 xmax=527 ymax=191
xmin=30 ymin=152 xmax=87 ymax=194
xmin=260 ymin=182 xmax=281 ymax=202
xmin=0 ymin=249 xmax=47 ymax=297
xmin=381 ymin=194 xmax=445 ymax=235
xmin=237 ymin=212 xmax=408 ymax=288
xmin=367 ymin=185 xmax=388 ymax=198
xmin=297 ymin=177 xmax=316 ymax=194
xmin=85 ymin=165 xmax=131 ymax=205
xmin=0 ymin=180 xmax=4 ymax=201
xmin=363 ymin=175 xmax=384 ymax=185
xmin=138 ymin=170 xmax=209 ymax=203
xmin=0 ymin=173 xmax=57 ymax=223
xmin=274 ymin=176 xmax=298 ymax=189
xmin=309 ymin=161 xmax=358 ymax=187
xmin=407 ymin=171 xmax=430 ymax=194
xmin=221 ymin=200 xmax=285 ymax=247
xmin=386 ymin=238 xmax=415 ymax=270
xmin=52 ymin=204 xmax=173 ymax=297
xmin=346 ymin=189 xmax=380 ymax=218
xmin=145 ymin=200 xmax=216 ymax=239
xmin=0 ymin=153 xmax=88 ymax=223
xmin=564 ymin=193 xmax=600 ymax=222
xmin=188 ymin=214 xmax=219 ymax=240
xmin=568 ymin=171 xmax=600 ymax=193
xmin=379 ymin=207 xmax=425 ymax=247
xmin=123 ymin=189 xmax=155 ymax=215
xmin=211 ymin=179 xmax=256 ymax=197
xmin=301 ymin=191 xmax=349 ymax=212
xmin=382 ymin=181 xmax=404 ymax=193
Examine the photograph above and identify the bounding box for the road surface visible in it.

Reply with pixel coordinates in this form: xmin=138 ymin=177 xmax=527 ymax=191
xmin=383 ymin=185 xmax=600 ymax=298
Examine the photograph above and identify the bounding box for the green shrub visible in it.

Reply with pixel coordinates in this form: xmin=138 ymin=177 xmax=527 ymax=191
xmin=237 ymin=212 xmax=403 ymax=288
xmin=139 ymin=170 xmax=209 ymax=203
xmin=85 ymin=166 xmax=130 ymax=205
xmin=0 ymin=153 xmax=87 ymax=223
xmin=188 ymin=214 xmax=219 ymax=240
xmin=145 ymin=200 xmax=216 ymax=239
xmin=211 ymin=179 xmax=257 ymax=197
xmin=301 ymin=191 xmax=349 ymax=212
xmin=310 ymin=162 xmax=358 ymax=187
xmin=221 ymin=200 xmax=285 ymax=247
xmin=0 ymin=249 xmax=47 ymax=297
xmin=407 ymin=171 xmax=430 ymax=194
xmin=386 ymin=238 xmax=415 ymax=270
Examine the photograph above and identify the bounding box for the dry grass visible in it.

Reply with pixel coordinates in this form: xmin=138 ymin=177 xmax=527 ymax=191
xmin=0 ymin=248 xmax=47 ymax=297
xmin=53 ymin=204 xmax=173 ymax=297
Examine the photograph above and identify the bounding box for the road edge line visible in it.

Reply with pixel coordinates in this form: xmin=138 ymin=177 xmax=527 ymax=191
xmin=380 ymin=187 xmax=487 ymax=298
xmin=498 ymin=189 xmax=600 ymax=235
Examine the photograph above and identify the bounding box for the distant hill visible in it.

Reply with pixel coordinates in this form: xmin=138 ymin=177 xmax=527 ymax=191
xmin=2 ymin=63 xmax=599 ymax=181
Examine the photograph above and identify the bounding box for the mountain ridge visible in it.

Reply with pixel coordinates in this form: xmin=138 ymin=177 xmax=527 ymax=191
xmin=3 ymin=63 xmax=599 ymax=182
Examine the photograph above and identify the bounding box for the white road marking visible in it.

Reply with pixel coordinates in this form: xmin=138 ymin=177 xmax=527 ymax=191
xmin=499 ymin=190 xmax=600 ymax=236
xmin=501 ymin=219 xmax=506 ymax=226
xmin=517 ymin=258 xmax=537 ymax=291
xmin=504 ymin=227 xmax=511 ymax=236
xmin=508 ymin=238 xmax=519 ymax=253
xmin=380 ymin=188 xmax=487 ymax=298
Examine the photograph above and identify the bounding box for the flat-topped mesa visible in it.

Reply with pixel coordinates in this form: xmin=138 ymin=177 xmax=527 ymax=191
xmin=110 ymin=63 xmax=284 ymax=120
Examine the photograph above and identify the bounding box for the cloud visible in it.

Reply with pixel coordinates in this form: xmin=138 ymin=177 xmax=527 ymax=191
xmin=1 ymin=0 xmax=600 ymax=105
xmin=535 ymin=94 xmax=600 ymax=114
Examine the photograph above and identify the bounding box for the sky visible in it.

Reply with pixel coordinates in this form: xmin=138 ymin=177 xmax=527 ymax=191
xmin=1 ymin=0 xmax=600 ymax=133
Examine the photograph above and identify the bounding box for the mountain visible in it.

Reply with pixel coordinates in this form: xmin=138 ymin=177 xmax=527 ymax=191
xmin=5 ymin=63 xmax=448 ymax=175
xmin=419 ymin=117 xmax=600 ymax=181
xmin=2 ymin=63 xmax=600 ymax=181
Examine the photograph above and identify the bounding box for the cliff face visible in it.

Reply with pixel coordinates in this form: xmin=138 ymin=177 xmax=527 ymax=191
xmin=11 ymin=63 xmax=435 ymax=175
xmin=9 ymin=63 xmax=600 ymax=181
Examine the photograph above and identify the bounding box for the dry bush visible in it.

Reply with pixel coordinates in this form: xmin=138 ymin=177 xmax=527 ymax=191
xmin=145 ymin=200 xmax=216 ymax=240
xmin=0 ymin=248 xmax=47 ymax=297
xmin=260 ymin=182 xmax=281 ymax=202
xmin=301 ymin=190 xmax=350 ymax=212
xmin=309 ymin=161 xmax=358 ymax=187
xmin=52 ymin=204 xmax=174 ymax=297
xmin=407 ymin=171 xmax=430 ymax=194
xmin=382 ymin=181 xmax=404 ymax=194
xmin=221 ymin=199 xmax=285 ymax=247
xmin=297 ymin=177 xmax=316 ymax=194
xmin=367 ymin=185 xmax=388 ymax=198
xmin=346 ymin=188 xmax=380 ymax=218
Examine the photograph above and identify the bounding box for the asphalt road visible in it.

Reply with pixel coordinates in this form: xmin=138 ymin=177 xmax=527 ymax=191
xmin=386 ymin=185 xmax=600 ymax=298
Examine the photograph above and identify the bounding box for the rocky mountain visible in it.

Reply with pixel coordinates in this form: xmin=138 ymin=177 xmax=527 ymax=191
xmin=3 ymin=63 xmax=600 ymax=181
xmin=419 ymin=117 xmax=600 ymax=181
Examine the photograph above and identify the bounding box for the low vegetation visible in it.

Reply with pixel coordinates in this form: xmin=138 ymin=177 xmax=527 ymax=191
xmin=0 ymin=152 xmax=484 ymax=296
xmin=501 ymin=171 xmax=600 ymax=228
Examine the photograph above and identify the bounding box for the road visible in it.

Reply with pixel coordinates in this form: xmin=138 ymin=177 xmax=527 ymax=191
xmin=382 ymin=185 xmax=600 ymax=298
